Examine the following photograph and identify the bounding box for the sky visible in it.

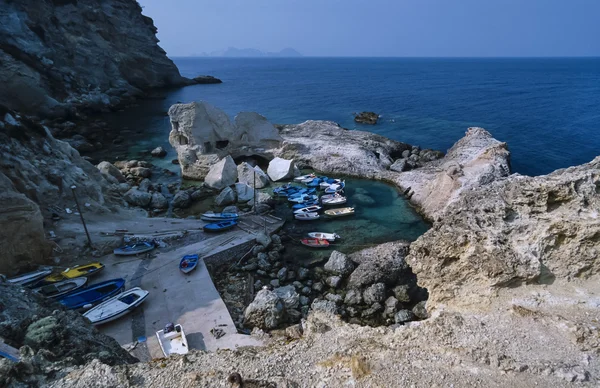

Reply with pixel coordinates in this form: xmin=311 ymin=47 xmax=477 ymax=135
xmin=138 ymin=0 xmax=600 ymax=57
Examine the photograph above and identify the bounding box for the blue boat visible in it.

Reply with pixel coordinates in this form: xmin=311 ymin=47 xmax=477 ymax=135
xmin=114 ymin=241 xmax=155 ymax=256
xmin=324 ymin=180 xmax=346 ymax=194
xmin=58 ymin=278 xmax=126 ymax=310
xmin=179 ymin=254 xmax=199 ymax=274
xmin=203 ymin=220 xmax=237 ymax=233
xmin=292 ymin=200 xmax=319 ymax=210
xmin=200 ymin=212 xmax=239 ymax=222
xmin=306 ymin=178 xmax=322 ymax=188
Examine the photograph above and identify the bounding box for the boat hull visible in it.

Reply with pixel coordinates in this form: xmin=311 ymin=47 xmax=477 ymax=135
xmin=32 ymin=277 xmax=88 ymax=299
xmin=83 ymin=287 xmax=149 ymax=325
xmin=58 ymin=278 xmax=126 ymax=310
xmin=7 ymin=269 xmax=52 ymax=287
xmin=307 ymin=232 xmax=339 ymax=241
xmin=301 ymin=238 xmax=330 ymax=248
xmin=203 ymin=220 xmax=237 ymax=233
xmin=179 ymin=254 xmax=199 ymax=274
xmin=114 ymin=242 xmax=155 ymax=256
xmin=156 ymin=324 xmax=189 ymax=356
xmin=324 ymin=207 xmax=355 ymax=218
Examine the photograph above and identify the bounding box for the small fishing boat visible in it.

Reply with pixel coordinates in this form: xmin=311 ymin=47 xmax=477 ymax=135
xmin=295 ymin=212 xmax=320 ymax=221
xmin=179 ymin=254 xmax=199 ymax=274
xmin=200 ymin=212 xmax=239 ymax=222
xmin=41 ymin=262 xmax=105 ymax=283
xmin=300 ymin=176 xmax=317 ymax=184
xmin=58 ymin=278 xmax=126 ymax=310
xmin=114 ymin=241 xmax=155 ymax=256
xmin=308 ymin=232 xmax=341 ymax=241
xmin=7 ymin=269 xmax=52 ymax=287
xmin=203 ymin=220 xmax=237 ymax=233
xmin=291 ymin=200 xmax=319 ymax=210
xmin=301 ymin=238 xmax=330 ymax=248
xmin=294 ymin=174 xmax=315 ymax=182
xmin=288 ymin=194 xmax=318 ymax=204
xmin=306 ymin=178 xmax=322 ymax=188
xmin=83 ymin=287 xmax=149 ymax=325
xmin=321 ymin=195 xmax=347 ymax=206
xmin=156 ymin=323 xmax=189 ymax=357
xmin=293 ymin=205 xmax=322 ymax=214
xmin=324 ymin=207 xmax=355 ymax=218
xmin=324 ymin=180 xmax=345 ymax=194
xmin=31 ymin=277 xmax=88 ymax=299
xmin=319 ymin=178 xmax=340 ymax=189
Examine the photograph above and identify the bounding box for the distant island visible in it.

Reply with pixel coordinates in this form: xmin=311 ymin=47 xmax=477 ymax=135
xmin=191 ymin=47 xmax=303 ymax=58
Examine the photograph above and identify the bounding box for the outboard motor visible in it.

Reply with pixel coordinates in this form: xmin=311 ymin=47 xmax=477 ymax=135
xmin=164 ymin=322 xmax=175 ymax=333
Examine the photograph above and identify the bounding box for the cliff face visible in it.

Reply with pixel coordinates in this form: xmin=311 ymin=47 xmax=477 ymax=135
xmin=408 ymin=156 xmax=600 ymax=309
xmin=0 ymin=0 xmax=192 ymax=117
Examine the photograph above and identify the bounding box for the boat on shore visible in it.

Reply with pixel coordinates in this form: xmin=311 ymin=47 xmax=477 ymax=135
xmin=324 ymin=207 xmax=355 ymax=218
xmin=307 ymin=232 xmax=340 ymax=241
xmin=200 ymin=212 xmax=239 ymax=222
xmin=301 ymin=238 xmax=330 ymax=248
xmin=203 ymin=220 xmax=237 ymax=233
xmin=40 ymin=262 xmax=105 ymax=284
xmin=156 ymin=323 xmax=189 ymax=357
xmin=7 ymin=269 xmax=52 ymax=287
xmin=295 ymin=212 xmax=320 ymax=221
xmin=83 ymin=287 xmax=149 ymax=325
xmin=114 ymin=242 xmax=155 ymax=256
xmin=31 ymin=277 xmax=88 ymax=299
xmin=179 ymin=255 xmax=199 ymax=274
xmin=58 ymin=278 xmax=126 ymax=310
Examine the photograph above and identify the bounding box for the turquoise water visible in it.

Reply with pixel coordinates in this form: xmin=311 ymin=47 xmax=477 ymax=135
xmin=271 ymin=177 xmax=430 ymax=265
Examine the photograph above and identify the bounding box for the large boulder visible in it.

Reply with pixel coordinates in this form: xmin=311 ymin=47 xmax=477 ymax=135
xmin=267 ymin=157 xmax=295 ymax=182
xmin=204 ymin=155 xmax=238 ymax=190
xmin=389 ymin=159 xmax=407 ymax=173
xmin=363 ymin=283 xmax=386 ymax=305
xmin=324 ymin=251 xmax=355 ymax=277
xmin=150 ymin=193 xmax=169 ymax=209
xmin=234 ymin=112 xmax=283 ymax=145
xmin=310 ymin=299 xmax=338 ymax=315
xmin=273 ymin=285 xmax=300 ymax=310
xmin=235 ymin=183 xmax=255 ymax=203
xmin=172 ymin=191 xmax=191 ymax=209
xmin=348 ymin=242 xmax=411 ymax=288
xmin=150 ymin=146 xmax=167 ymax=158
xmin=237 ymin=162 xmax=270 ymax=189
xmin=243 ymin=288 xmax=285 ymax=330
xmin=97 ymin=161 xmax=126 ymax=184
xmin=124 ymin=188 xmax=152 ymax=207
xmin=215 ymin=187 xmax=236 ymax=206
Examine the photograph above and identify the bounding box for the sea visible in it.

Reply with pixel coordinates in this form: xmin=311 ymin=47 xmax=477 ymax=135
xmin=97 ymin=57 xmax=600 ymax=254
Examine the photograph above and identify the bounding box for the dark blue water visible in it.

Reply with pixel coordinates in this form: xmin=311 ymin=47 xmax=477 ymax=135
xmin=165 ymin=57 xmax=600 ymax=176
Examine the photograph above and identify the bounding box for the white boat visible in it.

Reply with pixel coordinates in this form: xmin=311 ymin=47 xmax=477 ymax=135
xmin=83 ymin=287 xmax=149 ymax=325
xmin=324 ymin=207 xmax=355 ymax=218
xmin=288 ymin=194 xmax=318 ymax=204
xmin=320 ymin=179 xmax=341 ymax=189
xmin=32 ymin=277 xmax=88 ymax=299
xmin=7 ymin=269 xmax=52 ymax=287
xmin=294 ymin=212 xmax=320 ymax=221
xmin=324 ymin=180 xmax=345 ymax=194
xmin=321 ymin=195 xmax=347 ymax=205
xmin=293 ymin=205 xmax=322 ymax=214
xmin=156 ymin=324 xmax=189 ymax=356
xmin=294 ymin=174 xmax=315 ymax=182
xmin=308 ymin=232 xmax=340 ymax=241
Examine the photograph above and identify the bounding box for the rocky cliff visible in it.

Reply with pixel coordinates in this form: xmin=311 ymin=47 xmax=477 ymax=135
xmin=0 ymin=0 xmax=193 ymax=118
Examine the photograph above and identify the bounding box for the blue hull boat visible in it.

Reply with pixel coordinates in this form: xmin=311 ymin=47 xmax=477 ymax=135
xmin=200 ymin=213 xmax=239 ymax=222
xmin=203 ymin=220 xmax=237 ymax=233
xmin=58 ymin=278 xmax=126 ymax=310
xmin=114 ymin=241 xmax=155 ymax=256
xmin=292 ymin=200 xmax=319 ymax=210
xmin=306 ymin=178 xmax=322 ymax=188
xmin=179 ymin=254 xmax=199 ymax=274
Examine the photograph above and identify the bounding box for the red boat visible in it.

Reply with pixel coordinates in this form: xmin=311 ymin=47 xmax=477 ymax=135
xmin=300 ymin=238 xmax=330 ymax=248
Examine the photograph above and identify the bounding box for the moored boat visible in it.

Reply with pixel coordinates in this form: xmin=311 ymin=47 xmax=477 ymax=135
xmin=203 ymin=220 xmax=237 ymax=233
xmin=295 ymin=212 xmax=320 ymax=221
xmin=200 ymin=212 xmax=239 ymax=222
xmin=31 ymin=277 xmax=88 ymax=299
xmin=83 ymin=287 xmax=149 ymax=325
xmin=7 ymin=269 xmax=52 ymax=287
xmin=58 ymin=278 xmax=126 ymax=310
xmin=156 ymin=323 xmax=189 ymax=357
xmin=324 ymin=207 xmax=355 ymax=218
xmin=291 ymin=200 xmax=319 ymax=210
xmin=293 ymin=205 xmax=322 ymax=214
xmin=307 ymin=232 xmax=340 ymax=241
xmin=179 ymin=254 xmax=199 ymax=274
xmin=321 ymin=195 xmax=347 ymax=206
xmin=41 ymin=262 xmax=105 ymax=284
xmin=288 ymin=194 xmax=318 ymax=203
xmin=324 ymin=180 xmax=345 ymax=194
xmin=301 ymin=238 xmax=330 ymax=248
xmin=114 ymin=241 xmax=155 ymax=256
xmin=294 ymin=174 xmax=315 ymax=182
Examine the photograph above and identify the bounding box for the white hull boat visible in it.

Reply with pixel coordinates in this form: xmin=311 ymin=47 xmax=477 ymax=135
xmin=32 ymin=277 xmax=88 ymax=299
xmin=293 ymin=205 xmax=322 ymax=214
xmin=156 ymin=324 xmax=189 ymax=356
xmin=324 ymin=180 xmax=345 ymax=194
xmin=288 ymin=194 xmax=318 ymax=203
xmin=7 ymin=269 xmax=52 ymax=287
xmin=295 ymin=212 xmax=320 ymax=221
xmin=308 ymin=232 xmax=340 ymax=241
xmin=83 ymin=287 xmax=149 ymax=325
xmin=321 ymin=196 xmax=347 ymax=205
xmin=294 ymin=174 xmax=315 ymax=182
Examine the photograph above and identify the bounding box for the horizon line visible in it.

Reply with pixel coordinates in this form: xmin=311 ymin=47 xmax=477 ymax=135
xmin=170 ymin=55 xmax=600 ymax=59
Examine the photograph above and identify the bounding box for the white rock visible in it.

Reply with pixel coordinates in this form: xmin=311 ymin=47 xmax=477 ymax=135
xmin=204 ymin=155 xmax=238 ymax=190
xmin=235 ymin=183 xmax=255 ymax=203
xmin=124 ymin=188 xmax=151 ymax=207
xmin=273 ymin=285 xmax=300 ymax=309
xmin=215 ymin=187 xmax=236 ymax=206
xmin=267 ymin=157 xmax=295 ymax=182
xmin=237 ymin=162 xmax=270 ymax=189
xmin=97 ymin=161 xmax=125 ymax=184
xmin=234 ymin=112 xmax=282 ymax=145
